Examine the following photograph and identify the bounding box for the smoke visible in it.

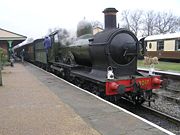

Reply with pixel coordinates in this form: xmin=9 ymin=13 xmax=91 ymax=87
xmin=76 ymin=20 xmax=93 ymax=37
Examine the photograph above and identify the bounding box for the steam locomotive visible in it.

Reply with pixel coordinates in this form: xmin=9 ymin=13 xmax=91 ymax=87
xmin=14 ymin=8 xmax=162 ymax=105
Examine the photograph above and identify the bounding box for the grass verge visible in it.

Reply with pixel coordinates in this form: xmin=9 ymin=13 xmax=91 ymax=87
xmin=138 ymin=60 xmax=180 ymax=72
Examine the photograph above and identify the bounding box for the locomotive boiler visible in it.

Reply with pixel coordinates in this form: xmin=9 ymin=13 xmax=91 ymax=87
xmin=62 ymin=8 xmax=138 ymax=77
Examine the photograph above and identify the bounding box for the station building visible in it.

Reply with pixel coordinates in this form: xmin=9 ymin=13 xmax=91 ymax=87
xmin=0 ymin=28 xmax=27 ymax=59
xmin=93 ymin=27 xmax=103 ymax=35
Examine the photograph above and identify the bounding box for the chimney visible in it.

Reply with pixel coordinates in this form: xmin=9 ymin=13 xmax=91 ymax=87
xmin=103 ymin=8 xmax=118 ymax=29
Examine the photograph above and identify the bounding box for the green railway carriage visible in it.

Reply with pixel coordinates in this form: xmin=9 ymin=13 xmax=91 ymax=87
xmin=34 ymin=38 xmax=47 ymax=65
xmin=14 ymin=41 xmax=35 ymax=63
xmin=14 ymin=31 xmax=62 ymax=67
xmin=25 ymin=42 xmax=35 ymax=63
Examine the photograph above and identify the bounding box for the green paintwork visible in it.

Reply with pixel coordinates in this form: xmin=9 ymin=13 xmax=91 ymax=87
xmin=35 ymin=39 xmax=47 ymax=64
xmin=7 ymin=40 xmax=13 ymax=60
xmin=68 ymin=34 xmax=93 ymax=65
xmin=48 ymin=42 xmax=60 ymax=63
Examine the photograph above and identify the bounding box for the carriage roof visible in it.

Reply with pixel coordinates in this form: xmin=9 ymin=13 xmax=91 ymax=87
xmin=145 ymin=32 xmax=180 ymax=41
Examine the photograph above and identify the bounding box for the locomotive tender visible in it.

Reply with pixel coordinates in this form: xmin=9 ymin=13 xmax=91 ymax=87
xmin=14 ymin=8 xmax=162 ymax=104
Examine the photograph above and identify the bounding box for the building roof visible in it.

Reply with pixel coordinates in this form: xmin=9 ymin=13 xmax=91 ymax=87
xmin=145 ymin=32 xmax=180 ymax=41
xmin=93 ymin=26 xmax=103 ymax=30
xmin=0 ymin=28 xmax=27 ymax=40
xmin=93 ymin=27 xmax=103 ymax=35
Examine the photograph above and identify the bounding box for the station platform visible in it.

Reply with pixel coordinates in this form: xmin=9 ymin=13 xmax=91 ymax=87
xmin=0 ymin=63 xmax=174 ymax=135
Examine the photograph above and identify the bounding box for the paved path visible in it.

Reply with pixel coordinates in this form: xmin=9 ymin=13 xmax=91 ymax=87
xmin=0 ymin=63 xmax=100 ymax=135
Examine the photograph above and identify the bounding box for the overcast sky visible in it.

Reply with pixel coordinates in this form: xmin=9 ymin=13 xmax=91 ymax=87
xmin=1 ymin=0 xmax=180 ymax=39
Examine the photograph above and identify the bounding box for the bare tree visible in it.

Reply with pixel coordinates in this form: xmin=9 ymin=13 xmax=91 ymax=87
xmin=47 ymin=28 xmax=53 ymax=35
xmin=121 ymin=9 xmax=180 ymax=36
xmin=47 ymin=28 xmax=71 ymax=45
xmin=56 ymin=28 xmax=72 ymax=45
xmin=142 ymin=11 xmax=156 ymax=36
xmin=178 ymin=17 xmax=180 ymax=32
xmin=91 ymin=20 xmax=103 ymax=28
xmin=154 ymin=12 xmax=179 ymax=34
xmin=57 ymin=28 xmax=70 ymax=39
xmin=121 ymin=10 xmax=130 ymax=30
xmin=121 ymin=10 xmax=143 ymax=36
xmin=130 ymin=10 xmax=143 ymax=36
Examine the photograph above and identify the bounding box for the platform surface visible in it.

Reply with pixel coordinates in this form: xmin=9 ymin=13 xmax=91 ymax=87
xmin=0 ymin=63 xmax=172 ymax=135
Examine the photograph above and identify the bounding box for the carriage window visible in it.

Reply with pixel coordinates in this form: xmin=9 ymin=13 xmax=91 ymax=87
xmin=149 ymin=43 xmax=152 ymax=49
xmin=175 ymin=40 xmax=180 ymax=51
xmin=157 ymin=40 xmax=164 ymax=51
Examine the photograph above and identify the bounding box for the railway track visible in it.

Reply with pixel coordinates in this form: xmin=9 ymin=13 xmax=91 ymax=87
xmin=142 ymin=105 xmax=180 ymax=126
xmin=153 ymin=90 xmax=180 ymax=105
xmin=138 ymin=68 xmax=180 ymax=104
xmin=115 ymin=98 xmax=180 ymax=135
xmin=140 ymin=105 xmax=180 ymax=134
